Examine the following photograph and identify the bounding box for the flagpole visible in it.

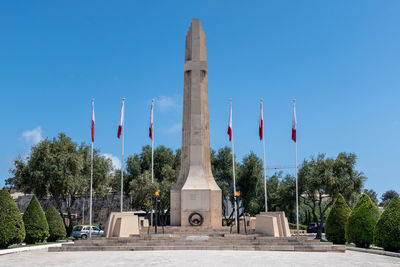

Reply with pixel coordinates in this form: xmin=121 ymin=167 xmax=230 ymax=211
xmin=261 ymin=99 xmax=268 ymax=212
xmin=151 ymin=99 xmax=154 ymax=184
xmin=151 ymin=99 xmax=154 ymax=227
xmin=89 ymin=98 xmax=94 ymax=239
xmin=294 ymin=99 xmax=299 ymax=236
xmin=229 ymin=99 xmax=238 ymax=232
xmin=120 ymin=98 xmax=125 ymax=213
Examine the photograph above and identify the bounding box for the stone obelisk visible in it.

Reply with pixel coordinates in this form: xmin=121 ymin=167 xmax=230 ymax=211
xmin=170 ymin=19 xmax=222 ymax=226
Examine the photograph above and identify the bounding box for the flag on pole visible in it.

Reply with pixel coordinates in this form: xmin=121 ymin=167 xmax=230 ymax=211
xmin=227 ymin=100 xmax=232 ymax=141
xmin=292 ymin=102 xmax=297 ymax=143
xmin=91 ymin=101 xmax=95 ymax=142
xmin=149 ymin=100 xmax=154 ymax=140
xmin=117 ymin=100 xmax=125 ymax=139
xmin=259 ymin=101 xmax=263 ymax=141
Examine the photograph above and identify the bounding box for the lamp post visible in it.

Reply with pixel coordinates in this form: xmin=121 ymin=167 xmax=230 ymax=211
xmin=235 ymin=190 xmax=241 ymax=234
xmin=154 ymin=189 xmax=160 ymax=234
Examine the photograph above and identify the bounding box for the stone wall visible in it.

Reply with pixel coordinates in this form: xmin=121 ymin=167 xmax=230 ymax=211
xmin=14 ymin=193 xmax=136 ymax=224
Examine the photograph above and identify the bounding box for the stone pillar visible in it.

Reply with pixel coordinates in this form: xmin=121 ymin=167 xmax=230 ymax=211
xmin=170 ymin=19 xmax=222 ymax=226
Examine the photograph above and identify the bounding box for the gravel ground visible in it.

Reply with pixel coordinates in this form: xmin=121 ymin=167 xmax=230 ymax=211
xmin=0 ymin=249 xmax=399 ymax=267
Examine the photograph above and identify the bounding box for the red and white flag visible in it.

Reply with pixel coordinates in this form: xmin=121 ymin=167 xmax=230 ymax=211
xmin=292 ymin=102 xmax=297 ymax=143
xmin=259 ymin=101 xmax=263 ymax=141
xmin=117 ymin=100 xmax=125 ymax=139
xmin=227 ymin=100 xmax=232 ymax=141
xmin=149 ymin=100 xmax=154 ymax=140
xmin=91 ymin=100 xmax=95 ymax=142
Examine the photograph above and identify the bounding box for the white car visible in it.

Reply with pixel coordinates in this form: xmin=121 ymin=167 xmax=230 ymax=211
xmin=72 ymin=225 xmax=104 ymax=239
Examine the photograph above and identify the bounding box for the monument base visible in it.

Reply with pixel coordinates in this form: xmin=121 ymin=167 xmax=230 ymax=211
xmin=105 ymin=212 xmax=139 ymax=238
xmin=255 ymin=211 xmax=291 ymax=237
xmin=171 ymin=188 xmax=221 ymax=227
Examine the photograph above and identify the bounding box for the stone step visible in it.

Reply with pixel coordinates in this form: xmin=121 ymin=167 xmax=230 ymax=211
xmin=49 ymin=244 xmax=345 ymax=252
xmin=72 ymin=239 xmax=322 ymax=247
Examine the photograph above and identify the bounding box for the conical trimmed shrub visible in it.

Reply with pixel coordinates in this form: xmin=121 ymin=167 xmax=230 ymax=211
xmin=374 ymin=195 xmax=400 ymax=252
xmin=46 ymin=205 xmax=66 ymax=241
xmin=326 ymin=194 xmax=351 ymax=244
xmin=23 ymin=195 xmax=49 ymax=243
xmin=0 ymin=189 xmax=25 ymax=248
xmin=346 ymin=193 xmax=380 ymax=248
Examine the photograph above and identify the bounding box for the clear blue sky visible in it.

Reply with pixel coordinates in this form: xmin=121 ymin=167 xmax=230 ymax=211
xmin=0 ymin=1 xmax=399 ymax=198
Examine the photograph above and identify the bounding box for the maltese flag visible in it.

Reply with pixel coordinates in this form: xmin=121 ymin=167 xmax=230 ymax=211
xmin=91 ymin=100 xmax=95 ymax=142
xmin=149 ymin=100 xmax=154 ymax=140
xmin=292 ymin=102 xmax=297 ymax=143
xmin=259 ymin=101 xmax=263 ymax=141
xmin=117 ymin=100 xmax=125 ymax=139
xmin=227 ymin=100 xmax=232 ymax=141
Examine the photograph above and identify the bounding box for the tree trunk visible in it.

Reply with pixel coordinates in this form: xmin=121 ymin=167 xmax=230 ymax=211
xmin=66 ymin=206 xmax=73 ymax=236
xmin=316 ymin=216 xmax=324 ymax=239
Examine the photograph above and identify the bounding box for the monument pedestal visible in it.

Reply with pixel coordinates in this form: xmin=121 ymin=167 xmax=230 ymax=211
xmin=180 ymin=189 xmax=221 ymax=226
xmin=255 ymin=211 xmax=291 ymax=237
xmin=105 ymin=212 xmax=139 ymax=238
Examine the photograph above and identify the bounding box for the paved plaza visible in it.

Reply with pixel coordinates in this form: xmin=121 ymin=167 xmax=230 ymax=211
xmin=0 ymin=249 xmax=399 ymax=267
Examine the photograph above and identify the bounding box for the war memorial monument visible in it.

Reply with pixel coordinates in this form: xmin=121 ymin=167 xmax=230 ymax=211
xmin=50 ymin=19 xmax=344 ymax=253
xmin=170 ymin=18 xmax=222 ymax=227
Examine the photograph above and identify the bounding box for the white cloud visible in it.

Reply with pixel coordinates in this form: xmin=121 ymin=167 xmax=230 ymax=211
xmin=102 ymin=153 xmax=122 ymax=170
xmin=156 ymin=95 xmax=181 ymax=111
xmin=22 ymin=126 xmax=43 ymax=145
xmin=165 ymin=123 xmax=182 ymax=134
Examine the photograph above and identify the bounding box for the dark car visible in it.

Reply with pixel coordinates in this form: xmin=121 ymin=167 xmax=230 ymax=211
xmin=307 ymin=222 xmax=325 ymax=233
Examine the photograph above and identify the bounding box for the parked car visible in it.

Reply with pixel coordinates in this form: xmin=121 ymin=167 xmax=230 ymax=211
xmin=72 ymin=225 xmax=104 ymax=239
xmin=307 ymin=222 xmax=325 ymax=233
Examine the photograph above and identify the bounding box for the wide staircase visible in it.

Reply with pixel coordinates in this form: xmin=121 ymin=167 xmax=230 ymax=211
xmin=49 ymin=227 xmax=345 ymax=252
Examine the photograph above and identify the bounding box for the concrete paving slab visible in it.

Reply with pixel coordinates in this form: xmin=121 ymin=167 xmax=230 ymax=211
xmin=0 ymin=249 xmax=399 ymax=266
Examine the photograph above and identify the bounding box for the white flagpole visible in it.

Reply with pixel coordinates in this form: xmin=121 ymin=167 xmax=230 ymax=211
xmin=293 ymin=99 xmax=299 ymax=236
xmin=120 ymin=98 xmax=125 ymax=213
xmin=151 ymin=99 xmax=154 ymax=184
xmin=151 ymin=99 xmax=154 ymax=227
xmin=261 ymin=99 xmax=268 ymax=212
xmin=89 ymin=98 xmax=94 ymax=239
xmin=229 ymin=99 xmax=238 ymax=230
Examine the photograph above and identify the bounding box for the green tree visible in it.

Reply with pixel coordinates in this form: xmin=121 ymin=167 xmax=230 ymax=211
xmin=364 ymin=189 xmax=378 ymax=205
xmin=346 ymin=193 xmax=380 ymax=248
xmin=134 ymin=145 xmax=175 ymax=183
xmin=123 ymin=145 xmax=180 ymax=214
xmin=9 ymin=133 xmax=112 ymax=236
xmin=325 ymin=194 xmax=351 ymax=244
xmin=211 ymin=147 xmax=235 ymax=217
xmin=374 ymin=195 xmax=400 ymax=252
xmin=158 ymin=165 xmax=178 ymax=213
xmin=237 ymin=152 xmax=264 ymax=216
xmin=129 ymin=171 xmax=159 ymax=213
xmin=298 ymin=153 xmax=365 ymax=239
xmin=380 ymin=190 xmax=399 ymax=207
xmin=0 ymin=189 xmax=25 ymax=248
xmin=276 ymin=174 xmax=297 ymax=222
xmin=46 ymin=205 xmax=66 ymax=241
xmin=23 ymin=195 xmax=49 ymax=243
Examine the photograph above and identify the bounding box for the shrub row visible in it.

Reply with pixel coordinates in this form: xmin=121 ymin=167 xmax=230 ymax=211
xmin=0 ymin=190 xmax=66 ymax=248
xmin=326 ymin=192 xmax=400 ymax=252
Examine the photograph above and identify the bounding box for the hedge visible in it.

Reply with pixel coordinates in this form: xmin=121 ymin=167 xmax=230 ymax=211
xmin=326 ymin=193 xmax=351 ymax=244
xmin=23 ymin=195 xmax=49 ymax=243
xmin=345 ymin=193 xmax=380 ymax=248
xmin=46 ymin=205 xmax=66 ymax=241
xmin=0 ymin=189 xmax=25 ymax=248
xmin=289 ymin=223 xmax=307 ymax=230
xmin=374 ymin=194 xmax=400 ymax=252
